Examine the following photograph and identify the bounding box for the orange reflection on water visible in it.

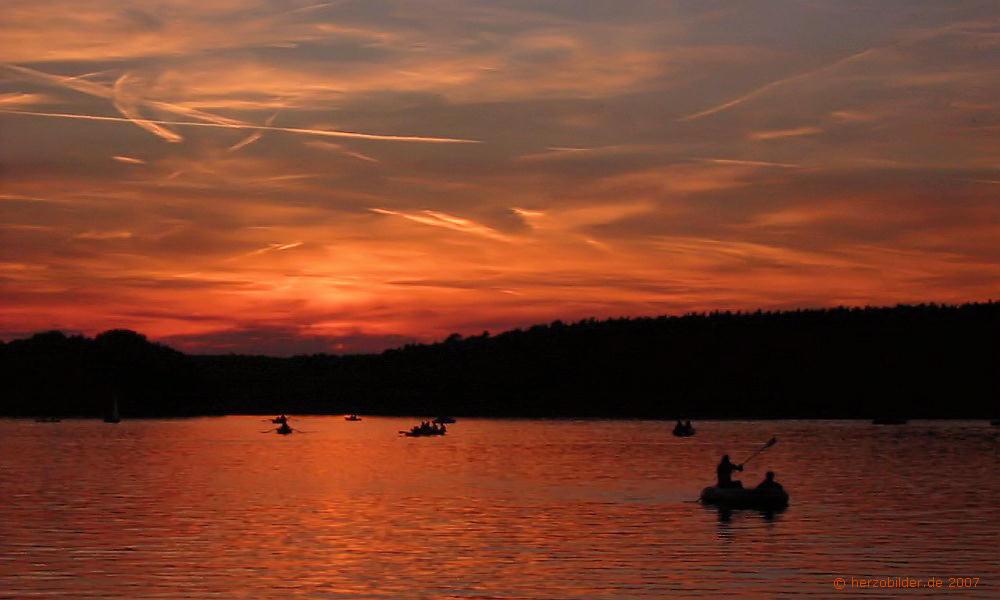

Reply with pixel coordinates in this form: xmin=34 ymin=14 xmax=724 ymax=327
xmin=1 ymin=418 xmax=998 ymax=598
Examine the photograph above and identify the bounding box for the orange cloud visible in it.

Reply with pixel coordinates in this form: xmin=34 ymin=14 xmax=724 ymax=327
xmin=1 ymin=1 xmax=997 ymax=353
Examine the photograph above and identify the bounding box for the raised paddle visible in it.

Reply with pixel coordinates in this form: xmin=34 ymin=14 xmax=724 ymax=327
xmin=741 ymin=436 xmax=777 ymax=466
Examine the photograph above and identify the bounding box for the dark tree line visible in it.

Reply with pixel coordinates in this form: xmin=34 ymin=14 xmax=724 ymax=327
xmin=2 ymin=302 xmax=998 ymax=419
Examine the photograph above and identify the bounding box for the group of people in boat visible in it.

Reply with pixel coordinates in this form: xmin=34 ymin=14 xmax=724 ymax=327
xmin=407 ymin=421 xmax=447 ymax=436
xmin=716 ymin=454 xmax=783 ymax=492
xmin=269 ymin=414 xmax=293 ymax=434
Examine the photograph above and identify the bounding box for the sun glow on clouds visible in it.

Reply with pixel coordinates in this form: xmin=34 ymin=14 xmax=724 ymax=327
xmin=1 ymin=0 xmax=998 ymax=354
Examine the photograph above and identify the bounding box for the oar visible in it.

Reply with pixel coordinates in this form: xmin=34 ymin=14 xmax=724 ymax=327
xmin=741 ymin=436 xmax=777 ymax=466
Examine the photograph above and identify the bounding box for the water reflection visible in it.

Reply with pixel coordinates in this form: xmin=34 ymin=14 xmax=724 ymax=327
xmin=0 ymin=418 xmax=997 ymax=599
xmin=709 ymin=505 xmax=787 ymax=525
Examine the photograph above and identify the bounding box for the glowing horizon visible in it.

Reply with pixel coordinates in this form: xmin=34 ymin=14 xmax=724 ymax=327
xmin=2 ymin=1 xmax=998 ymax=355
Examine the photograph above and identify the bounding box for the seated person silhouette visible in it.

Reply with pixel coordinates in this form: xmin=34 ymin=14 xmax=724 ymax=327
xmin=716 ymin=454 xmax=744 ymax=488
xmin=755 ymin=471 xmax=783 ymax=492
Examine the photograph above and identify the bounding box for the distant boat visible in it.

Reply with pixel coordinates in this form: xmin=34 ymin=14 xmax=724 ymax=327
xmin=345 ymin=414 xmax=362 ymax=421
xmin=401 ymin=422 xmax=447 ymax=437
xmin=403 ymin=429 xmax=446 ymax=437
xmin=104 ymin=397 xmax=121 ymax=423
xmin=672 ymin=421 xmax=695 ymax=437
xmin=872 ymin=417 xmax=907 ymax=425
xmin=433 ymin=416 xmax=456 ymax=424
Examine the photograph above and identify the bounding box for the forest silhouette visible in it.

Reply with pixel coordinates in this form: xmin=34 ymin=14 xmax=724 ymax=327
xmin=2 ymin=302 xmax=997 ymax=419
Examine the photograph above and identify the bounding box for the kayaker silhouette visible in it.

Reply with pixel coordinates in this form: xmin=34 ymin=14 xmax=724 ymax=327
xmin=716 ymin=455 xmax=744 ymax=488
xmin=755 ymin=471 xmax=783 ymax=491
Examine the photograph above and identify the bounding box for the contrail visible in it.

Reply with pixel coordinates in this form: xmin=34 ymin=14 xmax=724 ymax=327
xmin=228 ymin=113 xmax=278 ymax=152
xmin=1 ymin=63 xmax=475 ymax=143
xmin=113 ymin=74 xmax=184 ymax=142
xmin=694 ymin=157 xmax=800 ymax=168
xmin=228 ymin=132 xmax=263 ymax=152
xmin=679 ymin=48 xmax=878 ymax=122
xmin=0 ymin=109 xmax=480 ymax=143
xmin=371 ymin=208 xmax=508 ymax=240
xmin=2 ymin=63 xmax=247 ymax=136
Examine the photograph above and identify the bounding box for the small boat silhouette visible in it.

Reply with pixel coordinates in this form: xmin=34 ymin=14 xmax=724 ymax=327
xmin=402 ymin=429 xmax=446 ymax=437
xmin=672 ymin=420 xmax=695 ymax=437
xmin=401 ymin=422 xmax=447 ymax=437
xmin=700 ymin=486 xmax=789 ymax=510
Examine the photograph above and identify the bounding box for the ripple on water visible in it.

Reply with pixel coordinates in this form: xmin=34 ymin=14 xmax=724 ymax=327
xmin=0 ymin=418 xmax=997 ymax=598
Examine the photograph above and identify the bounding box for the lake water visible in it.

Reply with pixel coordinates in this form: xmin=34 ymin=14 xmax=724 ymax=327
xmin=1 ymin=418 xmax=997 ymax=598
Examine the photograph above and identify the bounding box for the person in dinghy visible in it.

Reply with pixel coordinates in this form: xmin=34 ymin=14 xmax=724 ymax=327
xmin=755 ymin=471 xmax=784 ymax=492
xmin=716 ymin=454 xmax=744 ymax=488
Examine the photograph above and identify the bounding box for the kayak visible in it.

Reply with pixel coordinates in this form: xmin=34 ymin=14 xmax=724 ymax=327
xmin=700 ymin=485 xmax=789 ymax=509
xmin=673 ymin=428 xmax=695 ymax=437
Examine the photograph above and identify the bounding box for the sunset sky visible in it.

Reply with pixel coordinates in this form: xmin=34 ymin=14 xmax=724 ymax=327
xmin=1 ymin=1 xmax=998 ymax=354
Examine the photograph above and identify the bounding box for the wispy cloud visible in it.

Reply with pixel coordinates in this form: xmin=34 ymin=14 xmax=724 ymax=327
xmin=0 ymin=108 xmax=480 ymax=143
xmin=748 ymin=126 xmax=823 ymax=141
xmin=244 ymin=241 xmax=304 ymax=257
xmin=693 ymin=158 xmax=801 ymax=169
xmin=2 ymin=1 xmax=997 ymax=353
xmin=304 ymin=140 xmax=380 ymax=162
xmin=2 ymin=63 xmax=245 ymax=140
xmin=517 ymin=144 xmax=660 ymax=162
xmin=112 ymin=73 xmax=184 ymax=142
xmin=227 ymin=132 xmax=263 ymax=152
xmin=371 ymin=208 xmax=509 ymax=241
xmin=1 ymin=64 xmax=477 ymax=143
xmin=74 ymin=230 xmax=134 ymax=240
xmin=0 ymin=92 xmax=53 ymax=106
xmin=679 ymin=48 xmax=878 ymax=122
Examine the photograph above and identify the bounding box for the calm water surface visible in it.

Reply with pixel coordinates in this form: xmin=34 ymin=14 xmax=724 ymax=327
xmin=1 ymin=418 xmax=998 ymax=598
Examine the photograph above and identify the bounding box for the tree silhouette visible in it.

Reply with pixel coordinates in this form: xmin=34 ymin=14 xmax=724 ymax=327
xmin=1 ymin=302 xmax=997 ymax=418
